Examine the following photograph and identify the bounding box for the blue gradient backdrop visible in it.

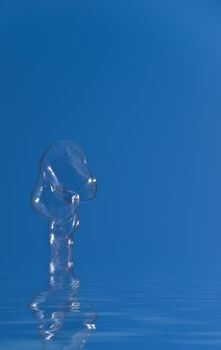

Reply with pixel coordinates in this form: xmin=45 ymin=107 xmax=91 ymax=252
xmin=0 ymin=0 xmax=221 ymax=347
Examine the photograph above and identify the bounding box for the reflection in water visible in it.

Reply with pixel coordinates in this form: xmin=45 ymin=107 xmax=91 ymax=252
xmin=30 ymin=233 xmax=97 ymax=349
xmin=2 ymin=271 xmax=221 ymax=349
xmin=30 ymin=141 xmax=98 ymax=349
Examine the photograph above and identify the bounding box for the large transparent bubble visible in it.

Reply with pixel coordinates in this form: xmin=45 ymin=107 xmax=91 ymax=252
xmin=31 ymin=140 xmax=97 ymax=223
xmin=30 ymin=141 xmax=98 ymax=348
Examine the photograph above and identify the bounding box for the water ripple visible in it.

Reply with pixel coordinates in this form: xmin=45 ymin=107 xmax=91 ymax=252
xmin=1 ymin=273 xmax=221 ymax=348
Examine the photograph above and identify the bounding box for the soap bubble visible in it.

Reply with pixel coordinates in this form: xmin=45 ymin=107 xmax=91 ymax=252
xmin=30 ymin=141 xmax=98 ymax=349
xmin=31 ymin=140 xmax=97 ymax=223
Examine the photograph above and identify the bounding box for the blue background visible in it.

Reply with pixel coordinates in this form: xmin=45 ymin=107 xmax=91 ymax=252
xmin=1 ymin=0 xmax=221 ymax=348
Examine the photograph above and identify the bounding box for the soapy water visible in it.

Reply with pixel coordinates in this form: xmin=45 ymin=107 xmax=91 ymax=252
xmin=30 ymin=141 xmax=97 ymax=349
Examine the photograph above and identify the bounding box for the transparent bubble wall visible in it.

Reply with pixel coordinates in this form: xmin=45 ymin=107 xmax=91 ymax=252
xmin=30 ymin=141 xmax=97 ymax=349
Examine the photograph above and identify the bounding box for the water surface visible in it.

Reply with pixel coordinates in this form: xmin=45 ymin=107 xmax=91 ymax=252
xmin=1 ymin=271 xmax=221 ymax=349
